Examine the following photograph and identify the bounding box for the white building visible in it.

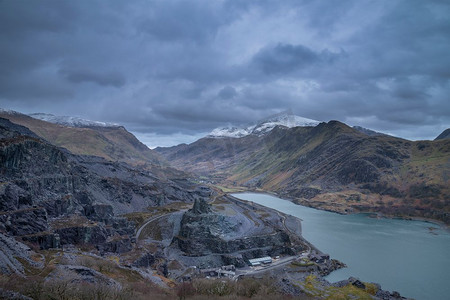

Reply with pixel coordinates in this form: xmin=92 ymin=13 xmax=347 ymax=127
xmin=248 ymin=256 xmax=272 ymax=266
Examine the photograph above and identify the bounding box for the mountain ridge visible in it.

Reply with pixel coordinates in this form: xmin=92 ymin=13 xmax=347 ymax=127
xmin=29 ymin=112 xmax=121 ymax=128
xmin=157 ymin=120 xmax=450 ymax=224
xmin=0 ymin=109 xmax=162 ymax=166
xmin=435 ymin=128 xmax=450 ymax=140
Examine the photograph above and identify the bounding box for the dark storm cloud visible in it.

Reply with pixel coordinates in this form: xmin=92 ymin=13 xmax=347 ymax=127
xmin=218 ymin=86 xmax=237 ymax=100
xmin=139 ymin=1 xmax=227 ymax=43
xmin=1 ymin=0 xmax=449 ymax=145
xmin=252 ymin=44 xmax=319 ymax=74
xmin=251 ymin=43 xmax=343 ymax=75
xmin=60 ymin=68 xmax=125 ymax=87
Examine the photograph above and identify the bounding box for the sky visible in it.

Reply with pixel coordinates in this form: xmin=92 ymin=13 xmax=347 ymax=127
xmin=1 ymin=0 xmax=449 ymax=147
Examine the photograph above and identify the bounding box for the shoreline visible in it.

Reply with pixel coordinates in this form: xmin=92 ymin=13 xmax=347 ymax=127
xmin=227 ymin=191 xmax=414 ymax=299
xmin=228 ymin=188 xmax=450 ymax=231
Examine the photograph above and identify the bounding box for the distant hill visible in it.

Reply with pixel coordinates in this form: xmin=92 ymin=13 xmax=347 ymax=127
xmin=157 ymin=120 xmax=450 ymax=224
xmin=0 ymin=109 xmax=162 ymax=166
xmin=435 ymin=128 xmax=450 ymax=140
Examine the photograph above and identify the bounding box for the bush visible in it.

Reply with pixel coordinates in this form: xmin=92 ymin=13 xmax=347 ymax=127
xmin=193 ymin=279 xmax=235 ymax=296
xmin=177 ymin=282 xmax=196 ymax=300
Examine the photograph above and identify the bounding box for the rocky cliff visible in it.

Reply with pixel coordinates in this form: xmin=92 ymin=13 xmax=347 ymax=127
xmin=175 ymin=198 xmax=298 ymax=262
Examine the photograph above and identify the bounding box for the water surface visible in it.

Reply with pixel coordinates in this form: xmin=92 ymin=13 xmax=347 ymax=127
xmin=232 ymin=192 xmax=450 ymax=300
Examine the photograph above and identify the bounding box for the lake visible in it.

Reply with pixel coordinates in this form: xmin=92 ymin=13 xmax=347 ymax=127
xmin=232 ymin=192 xmax=450 ymax=300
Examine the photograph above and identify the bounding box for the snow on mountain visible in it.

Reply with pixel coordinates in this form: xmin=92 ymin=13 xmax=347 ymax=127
xmin=208 ymin=126 xmax=253 ymax=138
xmin=28 ymin=113 xmax=120 ymax=128
xmin=208 ymin=112 xmax=321 ymax=138
xmin=0 ymin=108 xmax=22 ymax=115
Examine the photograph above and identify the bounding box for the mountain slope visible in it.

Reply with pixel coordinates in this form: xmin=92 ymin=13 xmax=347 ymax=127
xmin=0 ymin=109 xmax=162 ymax=166
xmin=0 ymin=117 xmax=210 ymax=250
xmin=208 ymin=111 xmax=320 ymax=138
xmin=435 ymin=128 xmax=450 ymax=140
xmin=157 ymin=121 xmax=450 ymax=223
xmin=29 ymin=113 xmax=120 ymax=128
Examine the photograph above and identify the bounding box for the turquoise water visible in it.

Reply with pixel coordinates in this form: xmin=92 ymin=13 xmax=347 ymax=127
xmin=232 ymin=193 xmax=450 ymax=300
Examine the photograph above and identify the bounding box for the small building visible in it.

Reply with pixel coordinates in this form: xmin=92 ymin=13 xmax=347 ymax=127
xmin=248 ymin=256 xmax=272 ymax=266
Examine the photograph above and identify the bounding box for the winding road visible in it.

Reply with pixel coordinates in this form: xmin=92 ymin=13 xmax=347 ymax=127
xmin=135 ymin=213 xmax=172 ymax=241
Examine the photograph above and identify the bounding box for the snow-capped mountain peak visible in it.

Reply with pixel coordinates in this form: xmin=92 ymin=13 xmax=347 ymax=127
xmin=28 ymin=113 xmax=120 ymax=128
xmin=208 ymin=112 xmax=320 ymax=138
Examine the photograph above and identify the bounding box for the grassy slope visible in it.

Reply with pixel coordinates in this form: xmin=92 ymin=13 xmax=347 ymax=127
xmin=158 ymin=121 xmax=450 ymax=223
xmin=0 ymin=112 xmax=162 ymax=166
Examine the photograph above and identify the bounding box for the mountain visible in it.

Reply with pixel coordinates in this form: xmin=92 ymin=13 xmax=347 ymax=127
xmin=0 ymin=116 xmax=221 ymax=297
xmin=208 ymin=111 xmax=320 ymax=138
xmin=157 ymin=120 xmax=450 ymax=224
xmin=435 ymin=128 xmax=450 ymax=140
xmin=0 ymin=114 xmax=418 ymax=299
xmin=0 ymin=109 xmax=162 ymax=166
xmin=0 ymin=116 xmax=210 ymax=247
xmin=29 ymin=112 xmax=120 ymax=128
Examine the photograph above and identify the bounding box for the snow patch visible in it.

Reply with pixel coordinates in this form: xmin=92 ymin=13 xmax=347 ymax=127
xmin=208 ymin=112 xmax=320 ymax=138
xmin=29 ymin=113 xmax=120 ymax=128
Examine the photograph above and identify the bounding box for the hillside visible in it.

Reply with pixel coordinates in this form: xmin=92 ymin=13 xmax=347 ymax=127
xmin=157 ymin=121 xmax=450 ymax=223
xmin=0 ymin=110 xmax=162 ymax=166
xmin=435 ymin=128 xmax=450 ymax=140
xmin=0 ymin=116 xmax=210 ymax=244
xmin=1 ymin=116 xmax=379 ymax=300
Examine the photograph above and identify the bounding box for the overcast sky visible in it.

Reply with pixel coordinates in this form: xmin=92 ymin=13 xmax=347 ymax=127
xmin=1 ymin=0 xmax=449 ymax=147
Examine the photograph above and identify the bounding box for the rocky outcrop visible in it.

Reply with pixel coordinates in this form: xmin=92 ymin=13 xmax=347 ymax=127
xmin=333 ymin=277 xmax=410 ymax=300
xmin=22 ymin=233 xmax=60 ymax=250
xmin=132 ymin=253 xmax=156 ymax=268
xmin=0 ymin=207 xmax=49 ymax=236
xmin=55 ymin=225 xmax=108 ymax=246
xmin=0 ymin=288 xmax=33 ymax=300
xmin=191 ymin=198 xmax=212 ymax=214
xmin=99 ymin=236 xmax=132 ymax=254
xmin=177 ymin=200 xmax=296 ymax=258
xmin=0 ymin=233 xmax=44 ymax=275
xmin=179 ymin=200 xmax=238 ymax=241
xmin=177 ymin=232 xmax=292 ymax=257
xmin=46 ymin=265 xmax=120 ymax=288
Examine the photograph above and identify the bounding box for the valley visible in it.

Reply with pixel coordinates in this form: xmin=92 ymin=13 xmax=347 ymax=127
xmin=0 ymin=110 xmax=446 ymax=299
xmin=157 ymin=117 xmax=450 ymax=225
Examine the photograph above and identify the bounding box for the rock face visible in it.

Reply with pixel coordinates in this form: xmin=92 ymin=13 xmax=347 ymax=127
xmin=0 ymin=117 xmax=212 ymax=253
xmin=191 ymin=198 xmax=212 ymax=214
xmin=176 ymin=199 xmax=295 ymax=260
xmin=178 ymin=199 xmax=237 ymax=241
xmin=0 ymin=233 xmax=44 ymax=275
xmin=46 ymin=265 xmax=120 ymax=288
xmin=132 ymin=253 xmax=156 ymax=268
xmin=0 ymin=288 xmax=33 ymax=300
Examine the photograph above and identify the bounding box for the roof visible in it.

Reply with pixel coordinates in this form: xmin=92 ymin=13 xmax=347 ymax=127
xmin=248 ymin=256 xmax=272 ymax=263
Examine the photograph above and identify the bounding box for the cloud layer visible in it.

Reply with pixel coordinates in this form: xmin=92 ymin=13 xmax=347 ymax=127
xmin=1 ymin=0 xmax=449 ymax=145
